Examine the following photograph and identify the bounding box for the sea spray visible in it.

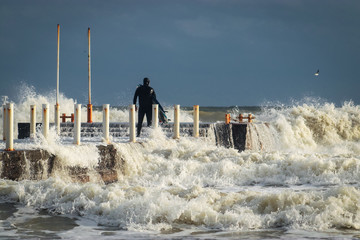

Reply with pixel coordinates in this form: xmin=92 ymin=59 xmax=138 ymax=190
xmin=2 ymin=87 xmax=360 ymax=238
xmin=1 ymin=178 xmax=360 ymax=231
xmin=0 ymin=84 xmax=194 ymax=139
xmin=257 ymin=101 xmax=360 ymax=153
xmin=245 ymin=123 xmax=278 ymax=151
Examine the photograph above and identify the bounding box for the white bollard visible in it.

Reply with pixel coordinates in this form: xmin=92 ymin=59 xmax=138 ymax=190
xmin=74 ymin=104 xmax=81 ymax=145
xmin=152 ymin=104 xmax=158 ymax=128
xmin=30 ymin=105 xmax=36 ymax=139
xmin=173 ymin=104 xmax=180 ymax=139
xmin=5 ymin=103 xmax=14 ymax=151
xmin=193 ymin=105 xmax=199 ymax=138
xmin=55 ymin=104 xmax=60 ymax=135
xmin=103 ymin=104 xmax=110 ymax=143
xmin=42 ymin=104 xmax=49 ymax=139
xmin=2 ymin=104 xmax=7 ymax=141
xmin=129 ymin=104 xmax=136 ymax=142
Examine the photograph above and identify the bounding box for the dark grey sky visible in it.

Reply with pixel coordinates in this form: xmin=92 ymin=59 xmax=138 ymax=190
xmin=1 ymin=0 xmax=360 ymax=106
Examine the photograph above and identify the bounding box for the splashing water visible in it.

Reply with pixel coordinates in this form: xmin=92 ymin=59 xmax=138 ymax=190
xmin=0 ymin=84 xmax=193 ymax=139
xmin=1 ymin=85 xmax=360 ymax=239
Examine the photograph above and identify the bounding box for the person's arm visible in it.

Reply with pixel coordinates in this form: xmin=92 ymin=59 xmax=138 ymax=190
xmin=133 ymin=88 xmax=139 ymax=105
xmin=152 ymin=89 xmax=156 ymax=100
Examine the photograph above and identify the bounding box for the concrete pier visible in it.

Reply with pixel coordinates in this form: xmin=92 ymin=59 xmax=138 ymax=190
xmin=213 ymin=122 xmax=248 ymax=151
xmin=3 ymin=122 xmax=275 ymax=182
xmin=17 ymin=122 xmax=273 ymax=151
xmin=18 ymin=122 xmax=215 ymax=139
xmin=0 ymin=144 xmax=123 ymax=184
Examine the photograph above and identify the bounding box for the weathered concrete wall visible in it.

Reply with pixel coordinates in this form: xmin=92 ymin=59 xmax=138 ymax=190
xmin=2 ymin=122 xmax=275 ymax=182
xmin=213 ymin=123 xmax=248 ymax=151
xmin=213 ymin=122 xmax=275 ymax=151
xmin=18 ymin=122 xmax=213 ymax=139
xmin=0 ymin=145 xmax=124 ymax=184
xmin=0 ymin=149 xmax=55 ymax=180
xmin=18 ymin=122 xmax=273 ymax=152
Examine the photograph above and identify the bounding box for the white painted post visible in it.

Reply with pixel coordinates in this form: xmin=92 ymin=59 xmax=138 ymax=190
xmin=5 ymin=103 xmax=14 ymax=151
xmin=152 ymin=104 xmax=158 ymax=128
xmin=2 ymin=104 xmax=7 ymax=141
xmin=30 ymin=105 xmax=36 ymax=139
xmin=56 ymin=24 xmax=60 ymax=105
xmin=103 ymin=104 xmax=110 ymax=143
xmin=42 ymin=104 xmax=49 ymax=139
xmin=74 ymin=104 xmax=81 ymax=145
xmin=88 ymin=28 xmax=92 ymax=108
xmin=56 ymin=24 xmax=60 ymax=134
xmin=193 ymin=105 xmax=199 ymax=138
xmin=173 ymin=104 xmax=180 ymax=139
xmin=87 ymin=27 xmax=93 ymax=123
xmin=129 ymin=104 xmax=136 ymax=142
xmin=55 ymin=104 xmax=60 ymax=135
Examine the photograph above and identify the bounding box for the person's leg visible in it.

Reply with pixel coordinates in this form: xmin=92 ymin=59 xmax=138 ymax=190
xmin=137 ymin=108 xmax=145 ymax=136
xmin=145 ymin=107 xmax=152 ymax=127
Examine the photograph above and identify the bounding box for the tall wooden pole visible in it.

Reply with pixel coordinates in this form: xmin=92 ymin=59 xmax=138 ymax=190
xmin=56 ymin=24 xmax=60 ymax=105
xmin=55 ymin=24 xmax=60 ymax=134
xmin=87 ymin=27 xmax=93 ymax=123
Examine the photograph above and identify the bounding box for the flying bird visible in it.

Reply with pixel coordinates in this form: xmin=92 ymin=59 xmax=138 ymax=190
xmin=314 ymin=69 xmax=319 ymax=76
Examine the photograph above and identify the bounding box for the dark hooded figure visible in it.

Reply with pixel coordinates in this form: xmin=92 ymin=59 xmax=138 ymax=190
xmin=133 ymin=77 xmax=156 ymax=136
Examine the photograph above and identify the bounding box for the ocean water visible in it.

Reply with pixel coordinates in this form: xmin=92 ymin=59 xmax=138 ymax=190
xmin=1 ymin=85 xmax=360 ymax=239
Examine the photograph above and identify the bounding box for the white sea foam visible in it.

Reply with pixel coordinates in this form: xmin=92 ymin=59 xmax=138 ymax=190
xmin=2 ymin=131 xmax=360 ymax=232
xmin=0 ymin=84 xmax=193 ymax=139
xmin=1 ymin=86 xmax=360 ymax=238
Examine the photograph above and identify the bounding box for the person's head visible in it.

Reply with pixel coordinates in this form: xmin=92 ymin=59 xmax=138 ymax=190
xmin=143 ymin=77 xmax=150 ymax=86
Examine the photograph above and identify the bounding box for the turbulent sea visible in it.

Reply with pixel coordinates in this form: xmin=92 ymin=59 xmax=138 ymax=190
xmin=1 ymin=85 xmax=360 ymax=239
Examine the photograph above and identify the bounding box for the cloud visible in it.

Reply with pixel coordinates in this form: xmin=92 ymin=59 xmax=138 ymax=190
xmin=176 ymin=17 xmax=220 ymax=38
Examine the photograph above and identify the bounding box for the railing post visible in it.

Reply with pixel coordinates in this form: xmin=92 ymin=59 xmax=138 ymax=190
xmin=173 ymin=104 xmax=180 ymax=139
xmin=129 ymin=104 xmax=136 ymax=142
xmin=42 ymin=104 xmax=49 ymax=139
xmin=87 ymin=104 xmax=93 ymax=123
xmin=193 ymin=105 xmax=199 ymax=137
xmin=74 ymin=104 xmax=81 ymax=145
xmin=239 ymin=114 xmax=243 ymax=122
xmin=55 ymin=104 xmax=60 ymax=135
xmin=152 ymin=104 xmax=158 ymax=128
xmin=225 ymin=114 xmax=231 ymax=124
xmin=30 ymin=105 xmax=36 ymax=139
xmin=61 ymin=113 xmax=66 ymax=122
xmin=5 ymin=103 xmax=14 ymax=151
xmin=248 ymin=114 xmax=253 ymax=123
xmin=2 ymin=104 xmax=7 ymax=141
xmin=103 ymin=104 xmax=110 ymax=143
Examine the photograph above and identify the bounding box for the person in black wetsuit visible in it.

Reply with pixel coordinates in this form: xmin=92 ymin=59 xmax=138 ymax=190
xmin=133 ymin=77 xmax=156 ymax=137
